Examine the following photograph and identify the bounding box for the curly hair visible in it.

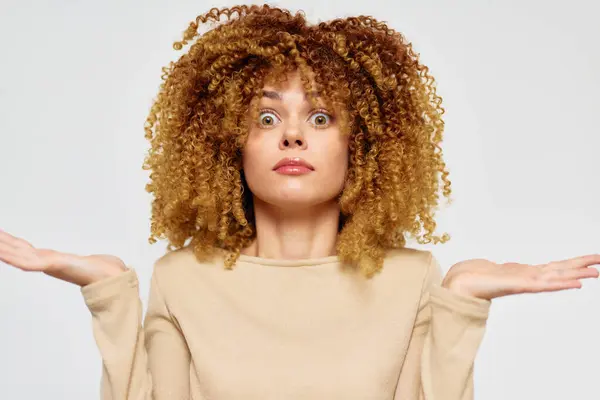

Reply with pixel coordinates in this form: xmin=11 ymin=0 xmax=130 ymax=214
xmin=142 ymin=4 xmax=452 ymax=278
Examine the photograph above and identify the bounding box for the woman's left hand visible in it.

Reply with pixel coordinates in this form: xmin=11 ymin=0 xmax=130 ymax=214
xmin=442 ymin=254 xmax=600 ymax=300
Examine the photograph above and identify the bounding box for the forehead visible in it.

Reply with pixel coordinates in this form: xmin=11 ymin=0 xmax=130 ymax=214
xmin=262 ymin=71 xmax=311 ymax=92
xmin=250 ymin=68 xmax=346 ymax=115
xmin=258 ymin=70 xmax=327 ymax=104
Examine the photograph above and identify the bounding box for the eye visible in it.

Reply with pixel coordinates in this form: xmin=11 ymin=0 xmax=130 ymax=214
xmin=257 ymin=110 xmax=281 ymax=127
xmin=309 ymin=110 xmax=333 ymax=127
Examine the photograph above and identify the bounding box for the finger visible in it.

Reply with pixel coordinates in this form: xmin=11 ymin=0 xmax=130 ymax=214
xmin=544 ymin=254 xmax=600 ymax=270
xmin=0 ymin=244 xmax=25 ymax=270
xmin=0 ymin=229 xmax=32 ymax=249
xmin=545 ymin=267 xmax=599 ymax=281
xmin=0 ymin=244 xmax=44 ymax=271
xmin=0 ymin=242 xmax=19 ymax=257
xmin=531 ymin=280 xmax=582 ymax=293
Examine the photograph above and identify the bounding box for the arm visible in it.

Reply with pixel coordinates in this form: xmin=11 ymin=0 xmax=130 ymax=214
xmin=394 ymin=253 xmax=491 ymax=399
xmin=81 ymin=266 xmax=191 ymax=400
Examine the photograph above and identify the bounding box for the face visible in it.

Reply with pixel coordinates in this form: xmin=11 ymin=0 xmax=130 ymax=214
xmin=241 ymin=70 xmax=349 ymax=211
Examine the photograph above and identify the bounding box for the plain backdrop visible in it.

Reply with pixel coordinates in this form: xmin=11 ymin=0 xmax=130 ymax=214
xmin=1 ymin=0 xmax=598 ymax=399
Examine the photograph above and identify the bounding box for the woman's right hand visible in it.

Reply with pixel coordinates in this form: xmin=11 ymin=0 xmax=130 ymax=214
xmin=0 ymin=228 xmax=127 ymax=287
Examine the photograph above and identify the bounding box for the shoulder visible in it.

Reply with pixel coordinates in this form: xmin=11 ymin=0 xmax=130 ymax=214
xmin=150 ymin=245 xmax=223 ymax=288
xmin=382 ymin=247 xmax=432 ymax=267
xmin=382 ymin=247 xmax=434 ymax=278
xmin=378 ymin=247 xmax=437 ymax=292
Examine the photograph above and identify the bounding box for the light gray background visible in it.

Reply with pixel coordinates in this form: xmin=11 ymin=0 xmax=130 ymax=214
xmin=1 ymin=0 xmax=598 ymax=399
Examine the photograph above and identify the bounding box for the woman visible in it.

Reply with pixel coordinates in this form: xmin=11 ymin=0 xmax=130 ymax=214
xmin=0 ymin=4 xmax=597 ymax=400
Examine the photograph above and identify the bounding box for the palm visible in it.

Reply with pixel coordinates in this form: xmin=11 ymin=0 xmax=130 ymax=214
xmin=0 ymin=230 xmax=54 ymax=272
xmin=445 ymin=254 xmax=600 ymax=300
xmin=0 ymin=229 xmax=126 ymax=277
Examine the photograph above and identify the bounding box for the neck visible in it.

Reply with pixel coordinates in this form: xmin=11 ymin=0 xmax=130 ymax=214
xmin=241 ymin=197 xmax=340 ymax=260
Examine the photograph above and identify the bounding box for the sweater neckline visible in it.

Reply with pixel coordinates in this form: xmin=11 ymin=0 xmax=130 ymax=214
xmin=236 ymin=253 xmax=340 ymax=267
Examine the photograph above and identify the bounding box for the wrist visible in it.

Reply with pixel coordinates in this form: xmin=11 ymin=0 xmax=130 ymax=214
xmin=442 ymin=275 xmax=476 ymax=298
xmin=45 ymin=253 xmax=126 ymax=287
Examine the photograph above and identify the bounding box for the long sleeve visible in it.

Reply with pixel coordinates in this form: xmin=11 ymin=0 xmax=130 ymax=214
xmin=81 ymin=266 xmax=191 ymax=400
xmin=394 ymin=253 xmax=491 ymax=400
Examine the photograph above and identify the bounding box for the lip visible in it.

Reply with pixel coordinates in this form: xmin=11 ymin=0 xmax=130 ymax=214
xmin=272 ymin=157 xmax=315 ymax=175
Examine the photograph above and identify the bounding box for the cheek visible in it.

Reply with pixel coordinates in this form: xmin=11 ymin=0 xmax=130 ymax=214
xmin=316 ymin=135 xmax=349 ymax=181
xmin=241 ymin=135 xmax=274 ymax=187
xmin=241 ymin=143 xmax=258 ymax=179
xmin=242 ymin=132 xmax=265 ymax=165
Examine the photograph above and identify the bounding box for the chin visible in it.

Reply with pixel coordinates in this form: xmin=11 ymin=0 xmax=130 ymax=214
xmin=262 ymin=189 xmax=332 ymax=210
xmin=269 ymin=195 xmax=322 ymax=210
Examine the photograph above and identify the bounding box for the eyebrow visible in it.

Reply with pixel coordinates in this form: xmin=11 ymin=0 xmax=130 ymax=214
xmin=261 ymin=90 xmax=321 ymax=101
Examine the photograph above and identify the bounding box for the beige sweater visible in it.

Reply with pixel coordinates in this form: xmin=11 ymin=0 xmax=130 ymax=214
xmin=81 ymin=246 xmax=491 ymax=400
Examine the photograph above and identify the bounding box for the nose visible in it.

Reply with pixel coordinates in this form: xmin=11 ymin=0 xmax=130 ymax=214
xmin=279 ymin=124 xmax=307 ymax=150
